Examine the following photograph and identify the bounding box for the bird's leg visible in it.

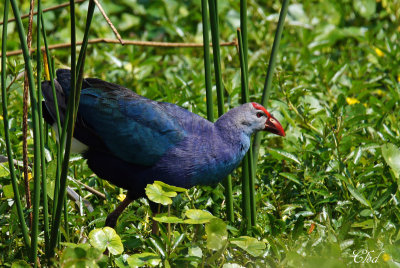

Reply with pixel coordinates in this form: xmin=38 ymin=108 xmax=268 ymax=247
xmin=105 ymin=194 xmax=133 ymax=228
xmin=149 ymin=201 xmax=160 ymax=235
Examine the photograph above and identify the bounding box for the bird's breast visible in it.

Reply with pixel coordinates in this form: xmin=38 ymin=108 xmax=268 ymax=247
xmin=156 ymin=133 xmax=248 ymax=188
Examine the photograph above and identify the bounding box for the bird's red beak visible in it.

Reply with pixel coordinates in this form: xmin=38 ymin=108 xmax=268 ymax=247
xmin=264 ymin=116 xmax=285 ymax=137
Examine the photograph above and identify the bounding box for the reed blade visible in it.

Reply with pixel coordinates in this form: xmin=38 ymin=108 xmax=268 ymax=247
xmin=1 ymin=0 xmax=31 ymax=252
xmin=237 ymin=28 xmax=252 ymax=231
xmin=201 ymin=0 xmax=214 ymax=122
xmin=208 ymin=0 xmax=234 ymax=222
xmin=252 ymin=0 xmax=290 ymax=164
xmin=49 ymin=0 xmax=95 ymax=257
xmin=10 ymin=0 xmax=44 ymax=263
xmin=36 ymin=0 xmax=50 ymax=257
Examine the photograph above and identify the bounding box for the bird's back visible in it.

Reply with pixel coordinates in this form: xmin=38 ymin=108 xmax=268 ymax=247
xmin=43 ymin=69 xmax=212 ymax=166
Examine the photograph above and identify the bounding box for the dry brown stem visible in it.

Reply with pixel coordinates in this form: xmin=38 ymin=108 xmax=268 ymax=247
xmin=2 ymin=38 xmax=237 ymax=57
xmin=92 ymin=0 xmax=124 ymax=45
xmin=0 ymin=0 xmax=87 ymax=25
xmin=23 ymin=0 xmax=35 ymax=229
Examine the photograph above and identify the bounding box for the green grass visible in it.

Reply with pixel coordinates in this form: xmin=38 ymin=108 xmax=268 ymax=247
xmin=1 ymin=0 xmax=400 ymax=267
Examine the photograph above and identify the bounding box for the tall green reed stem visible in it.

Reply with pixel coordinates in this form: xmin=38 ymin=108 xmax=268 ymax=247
xmin=9 ymin=0 xmax=44 ymax=264
xmin=1 ymin=0 xmax=31 ymax=252
xmin=49 ymin=0 xmax=95 ymax=257
xmin=237 ymin=28 xmax=252 ymax=231
xmin=36 ymin=0 xmax=50 ymax=257
xmin=40 ymin=12 xmax=64 ymax=225
xmin=76 ymin=0 xmax=95 ymax=100
xmin=239 ymin=0 xmax=256 ymax=227
xmin=240 ymin=0 xmax=248 ymax=67
xmin=200 ymin=0 xmax=214 ymax=122
xmin=49 ymin=0 xmax=77 ymax=254
xmin=207 ymin=0 xmax=234 ymax=222
xmin=252 ymin=0 xmax=290 ymax=163
xmin=207 ymin=0 xmax=223 ymax=115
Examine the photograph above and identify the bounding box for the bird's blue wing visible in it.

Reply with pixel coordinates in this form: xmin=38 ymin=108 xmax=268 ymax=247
xmin=78 ymin=85 xmax=188 ymax=166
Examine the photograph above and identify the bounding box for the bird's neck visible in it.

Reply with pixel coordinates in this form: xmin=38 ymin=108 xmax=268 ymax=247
xmin=214 ymin=108 xmax=253 ymax=140
xmin=214 ymin=111 xmax=252 ymax=155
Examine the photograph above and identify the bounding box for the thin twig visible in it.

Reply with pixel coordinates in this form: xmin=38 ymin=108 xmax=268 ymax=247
xmin=0 ymin=155 xmax=28 ymax=169
xmin=23 ymin=0 xmax=35 ymax=229
xmin=68 ymin=176 xmax=106 ymax=200
xmin=92 ymin=0 xmax=124 ymax=45
xmin=2 ymin=38 xmax=237 ymax=57
xmin=66 ymin=186 xmax=94 ymax=213
xmin=6 ymin=72 xmax=24 ymax=92
xmin=0 ymin=0 xmax=87 ymax=26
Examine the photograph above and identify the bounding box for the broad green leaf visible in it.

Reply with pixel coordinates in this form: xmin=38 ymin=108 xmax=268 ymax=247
xmin=334 ymin=174 xmax=350 ymax=184
xmin=351 ymin=219 xmax=374 ymax=229
xmin=184 ymin=209 xmax=214 ymax=224
xmin=148 ymin=237 xmax=166 ymax=258
xmin=373 ymin=182 xmax=397 ymax=209
xmin=0 ymin=163 xmax=10 ymax=177
xmin=44 ymin=148 xmax=52 ymax=162
xmin=171 ymin=233 xmax=185 ymax=252
xmin=353 ymin=147 xmax=362 ymax=165
xmin=145 ymin=183 xmax=176 ymax=205
xmin=188 ymin=246 xmax=202 ymax=258
xmin=3 ymin=184 xmax=14 ymax=198
xmin=353 ymin=0 xmax=376 ymax=19
xmin=11 ymin=260 xmax=30 ymax=268
xmin=347 ymin=184 xmax=370 ymax=207
xmin=127 ymin=252 xmax=161 ymax=267
xmin=381 ymin=143 xmax=400 ymax=178
xmin=46 ymin=160 xmax=57 ymax=179
xmin=348 ymin=231 xmax=371 ymax=238
xmin=154 ymin=181 xmax=187 ymax=192
xmin=340 ymin=239 xmax=354 ymax=250
xmin=268 ymin=148 xmax=301 ymax=165
xmin=331 ymin=64 xmax=348 ymax=84
xmin=309 ymin=25 xmax=366 ymax=49
xmin=230 ymin=236 xmax=266 ymax=257
xmin=282 ymin=204 xmax=303 ymax=216
xmin=153 ymin=213 xmax=183 ymax=223
xmin=206 ymin=218 xmax=228 ymax=250
xmin=295 ymin=210 xmax=314 ymax=217
xmin=60 ymin=244 xmax=105 ymax=268
xmin=280 ymin=172 xmax=302 ymax=185
xmin=118 ymin=14 xmax=140 ymax=31
xmin=115 ymin=254 xmax=130 ymax=268
xmin=359 ymin=209 xmax=372 ymax=217
xmin=311 ymin=188 xmax=330 ymax=197
xmin=223 ymin=264 xmax=245 ymax=268
xmin=47 ymin=180 xmax=55 ymax=200
xmin=89 ymin=227 xmax=124 ymax=255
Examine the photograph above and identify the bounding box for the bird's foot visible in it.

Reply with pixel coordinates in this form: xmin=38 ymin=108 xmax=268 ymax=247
xmin=105 ymin=194 xmax=134 ymax=228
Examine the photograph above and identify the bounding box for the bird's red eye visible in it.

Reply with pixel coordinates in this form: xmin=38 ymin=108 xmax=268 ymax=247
xmin=256 ymin=112 xmax=263 ymax=118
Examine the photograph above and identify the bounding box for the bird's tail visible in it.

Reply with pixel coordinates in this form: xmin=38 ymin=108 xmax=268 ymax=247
xmin=41 ymin=69 xmax=77 ymax=125
xmin=41 ymin=79 xmax=67 ymax=125
xmin=41 ymin=69 xmax=109 ymax=152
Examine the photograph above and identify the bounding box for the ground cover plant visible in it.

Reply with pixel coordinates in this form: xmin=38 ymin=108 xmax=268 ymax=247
xmin=0 ymin=0 xmax=400 ymax=267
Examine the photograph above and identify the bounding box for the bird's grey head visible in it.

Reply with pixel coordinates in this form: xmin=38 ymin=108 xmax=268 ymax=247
xmin=215 ymin=102 xmax=285 ymax=137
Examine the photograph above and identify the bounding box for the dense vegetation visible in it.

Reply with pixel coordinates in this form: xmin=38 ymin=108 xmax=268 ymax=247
xmin=1 ymin=0 xmax=400 ymax=267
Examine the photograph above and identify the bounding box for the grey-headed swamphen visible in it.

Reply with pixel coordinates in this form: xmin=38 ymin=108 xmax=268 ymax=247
xmin=42 ymin=69 xmax=285 ymax=228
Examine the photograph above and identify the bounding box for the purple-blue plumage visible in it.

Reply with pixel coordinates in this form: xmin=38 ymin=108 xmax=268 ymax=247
xmin=41 ymin=69 xmax=285 ymax=227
